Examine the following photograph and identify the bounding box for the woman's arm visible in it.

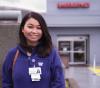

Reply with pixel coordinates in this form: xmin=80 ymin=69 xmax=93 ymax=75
xmin=2 ymin=48 xmax=16 ymax=88
xmin=50 ymin=48 xmax=66 ymax=88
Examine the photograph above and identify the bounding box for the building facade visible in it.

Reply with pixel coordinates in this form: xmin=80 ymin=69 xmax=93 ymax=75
xmin=42 ymin=0 xmax=100 ymax=66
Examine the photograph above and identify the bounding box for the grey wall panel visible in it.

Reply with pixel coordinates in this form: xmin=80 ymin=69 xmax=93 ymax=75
xmin=42 ymin=0 xmax=100 ymax=26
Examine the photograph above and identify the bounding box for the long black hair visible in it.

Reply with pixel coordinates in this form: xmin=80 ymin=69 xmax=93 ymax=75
xmin=19 ymin=12 xmax=52 ymax=57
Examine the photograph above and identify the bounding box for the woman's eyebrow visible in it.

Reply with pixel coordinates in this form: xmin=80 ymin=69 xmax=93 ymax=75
xmin=27 ymin=23 xmax=40 ymax=26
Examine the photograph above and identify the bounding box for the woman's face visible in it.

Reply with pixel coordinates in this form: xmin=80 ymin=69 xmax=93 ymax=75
xmin=22 ymin=18 xmax=42 ymax=46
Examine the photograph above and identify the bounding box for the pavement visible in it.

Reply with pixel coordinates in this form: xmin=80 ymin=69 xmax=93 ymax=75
xmin=64 ymin=66 xmax=100 ymax=88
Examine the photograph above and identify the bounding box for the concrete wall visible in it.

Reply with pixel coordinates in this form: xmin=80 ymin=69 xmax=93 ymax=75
xmin=0 ymin=25 xmax=19 ymax=87
xmin=0 ymin=25 xmax=18 ymax=62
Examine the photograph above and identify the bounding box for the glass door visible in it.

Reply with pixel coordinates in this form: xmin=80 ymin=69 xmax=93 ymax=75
xmin=73 ymin=40 xmax=86 ymax=64
xmin=57 ymin=36 xmax=88 ymax=65
xmin=58 ymin=41 xmax=71 ymax=62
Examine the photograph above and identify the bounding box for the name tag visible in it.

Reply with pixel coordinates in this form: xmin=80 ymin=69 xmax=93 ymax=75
xmin=28 ymin=67 xmax=42 ymax=81
xmin=31 ymin=74 xmax=41 ymax=81
xmin=29 ymin=67 xmax=41 ymax=75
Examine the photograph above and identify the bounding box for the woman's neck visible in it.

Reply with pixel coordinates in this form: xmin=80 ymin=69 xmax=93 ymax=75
xmin=27 ymin=51 xmax=32 ymax=56
xmin=27 ymin=41 xmax=38 ymax=47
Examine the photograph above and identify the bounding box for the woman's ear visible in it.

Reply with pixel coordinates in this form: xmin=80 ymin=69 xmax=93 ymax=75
xmin=22 ymin=28 xmax=24 ymax=33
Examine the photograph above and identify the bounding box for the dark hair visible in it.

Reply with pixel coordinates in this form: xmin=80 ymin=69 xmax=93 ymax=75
xmin=19 ymin=12 xmax=52 ymax=57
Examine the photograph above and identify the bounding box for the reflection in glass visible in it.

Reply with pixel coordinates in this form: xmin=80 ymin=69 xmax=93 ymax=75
xmin=58 ymin=41 xmax=70 ymax=51
xmin=74 ymin=41 xmax=84 ymax=51
xmin=74 ymin=53 xmax=84 ymax=62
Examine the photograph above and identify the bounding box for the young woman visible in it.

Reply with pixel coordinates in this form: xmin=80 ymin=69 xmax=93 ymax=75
xmin=2 ymin=12 xmax=65 ymax=88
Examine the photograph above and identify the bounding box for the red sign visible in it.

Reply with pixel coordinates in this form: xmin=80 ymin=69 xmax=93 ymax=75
xmin=57 ymin=2 xmax=90 ymax=8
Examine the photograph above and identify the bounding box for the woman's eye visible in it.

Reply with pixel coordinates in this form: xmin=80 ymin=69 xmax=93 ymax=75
xmin=27 ymin=25 xmax=41 ymax=29
xmin=28 ymin=25 xmax=33 ymax=28
xmin=36 ymin=26 xmax=41 ymax=29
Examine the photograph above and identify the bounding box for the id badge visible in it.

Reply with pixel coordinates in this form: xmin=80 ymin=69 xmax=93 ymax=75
xmin=31 ymin=74 xmax=41 ymax=81
xmin=28 ymin=67 xmax=42 ymax=81
xmin=29 ymin=67 xmax=42 ymax=75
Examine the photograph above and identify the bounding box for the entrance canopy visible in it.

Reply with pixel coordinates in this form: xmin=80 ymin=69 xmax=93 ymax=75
xmin=0 ymin=0 xmax=47 ymax=13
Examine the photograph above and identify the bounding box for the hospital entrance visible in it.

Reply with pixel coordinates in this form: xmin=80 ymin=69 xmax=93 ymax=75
xmin=57 ymin=35 xmax=89 ymax=66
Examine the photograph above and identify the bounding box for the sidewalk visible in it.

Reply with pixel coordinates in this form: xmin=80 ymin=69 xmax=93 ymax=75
xmin=64 ymin=66 xmax=100 ymax=88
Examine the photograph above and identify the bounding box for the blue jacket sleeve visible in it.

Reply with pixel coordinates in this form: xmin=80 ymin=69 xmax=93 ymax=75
xmin=50 ymin=48 xmax=65 ymax=88
xmin=2 ymin=48 xmax=16 ymax=88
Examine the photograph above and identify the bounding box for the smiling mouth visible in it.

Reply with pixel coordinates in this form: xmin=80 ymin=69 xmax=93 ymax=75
xmin=30 ymin=35 xmax=39 ymax=38
xmin=30 ymin=34 xmax=38 ymax=37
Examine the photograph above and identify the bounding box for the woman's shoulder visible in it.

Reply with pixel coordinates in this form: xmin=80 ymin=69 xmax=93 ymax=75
xmin=3 ymin=46 xmax=18 ymax=67
xmin=51 ymin=47 xmax=58 ymax=54
xmin=8 ymin=47 xmax=17 ymax=53
xmin=7 ymin=46 xmax=18 ymax=55
xmin=49 ymin=47 xmax=59 ymax=57
xmin=49 ymin=47 xmax=62 ymax=65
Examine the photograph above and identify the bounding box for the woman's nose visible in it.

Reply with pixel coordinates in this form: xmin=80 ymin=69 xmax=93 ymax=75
xmin=31 ymin=27 xmax=37 ymax=33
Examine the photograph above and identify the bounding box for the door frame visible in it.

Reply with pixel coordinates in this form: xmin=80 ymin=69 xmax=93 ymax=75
xmin=57 ymin=35 xmax=89 ymax=65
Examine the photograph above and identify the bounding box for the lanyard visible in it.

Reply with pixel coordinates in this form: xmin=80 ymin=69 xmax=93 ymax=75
xmin=28 ymin=56 xmax=36 ymax=67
